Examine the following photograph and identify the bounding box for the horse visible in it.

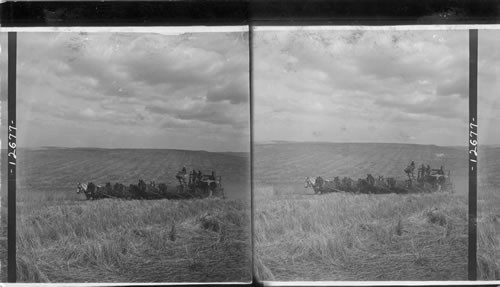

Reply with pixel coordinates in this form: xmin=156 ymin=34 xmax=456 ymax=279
xmin=357 ymin=178 xmax=373 ymax=194
xmin=316 ymin=176 xmax=341 ymax=193
xmin=305 ymin=176 xmax=321 ymax=194
xmin=112 ymin=182 xmax=130 ymax=198
xmin=341 ymin=177 xmax=354 ymax=192
xmin=386 ymin=177 xmax=396 ymax=189
xmin=376 ymin=176 xmax=385 ymax=187
xmin=305 ymin=176 xmax=339 ymax=194
xmin=76 ymin=182 xmax=93 ymax=200
xmin=366 ymin=174 xmax=375 ymax=186
xmin=128 ymin=181 xmax=147 ymax=199
xmin=76 ymin=182 xmax=104 ymax=200
xmin=138 ymin=179 xmax=148 ymax=198
xmin=333 ymin=176 xmax=341 ymax=189
xmin=144 ymin=180 xmax=162 ymax=199
xmin=158 ymin=183 xmax=168 ymax=195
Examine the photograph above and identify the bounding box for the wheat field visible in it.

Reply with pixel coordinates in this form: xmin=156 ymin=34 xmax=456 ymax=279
xmin=15 ymin=148 xmax=251 ymax=283
xmin=478 ymin=146 xmax=500 ymax=280
xmin=254 ymin=142 xmax=469 ymax=281
xmin=5 ymin=144 xmax=500 ymax=281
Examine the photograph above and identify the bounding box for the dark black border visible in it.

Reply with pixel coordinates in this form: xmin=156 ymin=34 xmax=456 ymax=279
xmin=249 ymin=24 xmax=255 ymax=283
xmin=0 ymin=0 xmax=499 ymax=27
xmin=250 ymin=0 xmax=500 ymax=25
xmin=1 ymin=0 xmax=500 ymax=27
xmin=0 ymin=1 xmax=249 ymax=27
xmin=7 ymin=31 xmax=17 ymax=283
xmin=468 ymin=29 xmax=478 ymax=281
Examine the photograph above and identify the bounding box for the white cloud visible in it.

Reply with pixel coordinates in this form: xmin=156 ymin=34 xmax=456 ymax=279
xmin=254 ymin=29 xmax=469 ymax=146
xmin=16 ymin=31 xmax=250 ymax=152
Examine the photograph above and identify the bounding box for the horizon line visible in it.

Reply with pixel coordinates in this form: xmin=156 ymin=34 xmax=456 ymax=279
xmin=5 ymin=141 xmax=500 ymax=150
xmin=254 ymin=140 xmax=475 ymax=148
xmin=5 ymin=146 xmax=250 ymax=153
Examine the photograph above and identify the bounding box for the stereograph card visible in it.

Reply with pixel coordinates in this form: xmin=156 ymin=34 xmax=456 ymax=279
xmin=0 ymin=1 xmax=499 ymax=285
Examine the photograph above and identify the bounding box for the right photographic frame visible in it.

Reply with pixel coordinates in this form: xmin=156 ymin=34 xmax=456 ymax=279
xmin=252 ymin=27 xmax=471 ymax=281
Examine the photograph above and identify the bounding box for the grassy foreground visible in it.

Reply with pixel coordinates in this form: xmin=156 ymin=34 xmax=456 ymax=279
xmin=478 ymin=185 xmax=500 ymax=279
xmin=255 ymin=184 xmax=467 ymax=281
xmin=477 ymin=146 xmax=500 ymax=279
xmin=17 ymin=197 xmax=251 ymax=282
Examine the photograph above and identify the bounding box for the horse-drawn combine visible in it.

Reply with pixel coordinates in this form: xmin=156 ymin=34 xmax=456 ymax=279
xmin=305 ymin=162 xmax=453 ymax=195
xmin=76 ymin=167 xmax=224 ymax=200
xmin=175 ymin=168 xmax=224 ymax=197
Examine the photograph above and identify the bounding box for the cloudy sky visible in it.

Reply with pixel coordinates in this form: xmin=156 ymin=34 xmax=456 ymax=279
xmin=253 ymin=28 xmax=472 ymax=146
xmin=478 ymin=30 xmax=500 ymax=146
xmin=9 ymin=30 xmax=249 ymax=152
xmin=2 ymin=28 xmax=499 ymax=151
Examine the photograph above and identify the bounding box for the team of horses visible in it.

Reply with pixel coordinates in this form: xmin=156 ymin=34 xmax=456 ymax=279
xmin=76 ymin=169 xmax=223 ymax=200
xmin=75 ymin=179 xmax=211 ymax=200
xmin=305 ymin=163 xmax=451 ymax=195
xmin=305 ymin=171 xmax=450 ymax=195
xmin=305 ymin=174 xmax=409 ymax=194
xmin=76 ymin=180 xmax=172 ymax=200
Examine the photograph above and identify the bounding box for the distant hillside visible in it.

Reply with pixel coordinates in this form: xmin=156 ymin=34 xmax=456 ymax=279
xmin=254 ymin=142 xmax=468 ymax=185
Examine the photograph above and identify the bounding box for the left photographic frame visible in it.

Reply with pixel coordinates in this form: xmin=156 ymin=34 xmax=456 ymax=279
xmin=8 ymin=27 xmax=251 ymax=283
